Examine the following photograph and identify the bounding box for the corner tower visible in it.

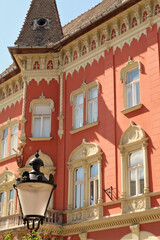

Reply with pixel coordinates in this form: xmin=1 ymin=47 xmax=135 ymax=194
xmin=15 ymin=0 xmax=63 ymax=47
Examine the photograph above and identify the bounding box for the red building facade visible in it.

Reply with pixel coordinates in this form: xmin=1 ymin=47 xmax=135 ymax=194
xmin=0 ymin=0 xmax=160 ymax=239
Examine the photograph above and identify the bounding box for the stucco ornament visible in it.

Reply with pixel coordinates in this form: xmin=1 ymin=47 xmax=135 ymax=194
xmin=69 ymin=139 xmax=101 ymax=162
xmin=0 ymin=168 xmax=15 ymax=185
xmin=120 ymin=121 xmax=146 ymax=146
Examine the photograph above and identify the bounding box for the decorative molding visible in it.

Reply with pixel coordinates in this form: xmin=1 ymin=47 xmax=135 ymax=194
xmin=0 ymin=169 xmax=15 ymax=185
xmin=119 ymin=121 xmax=146 ymax=146
xmin=21 ymin=70 xmax=59 ymax=84
xmin=29 ymin=92 xmax=55 ymax=112
xmin=121 ymin=195 xmax=151 ymax=214
xmin=29 ymin=137 xmax=53 ymax=141
xmin=0 ymin=89 xmax=23 ymax=113
xmin=58 ymin=73 xmax=64 ymax=139
xmin=69 ymin=139 xmax=102 ymax=163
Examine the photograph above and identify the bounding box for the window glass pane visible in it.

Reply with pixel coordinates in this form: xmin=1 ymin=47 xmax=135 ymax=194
xmin=34 ymin=105 xmax=50 ymax=115
xmin=3 ymin=128 xmax=8 ymax=139
xmin=75 ymin=185 xmax=79 ymax=209
xmin=33 ymin=117 xmax=41 ymax=137
xmin=75 ymin=94 xmax=83 ymax=106
xmin=9 ymin=189 xmax=14 ymax=200
xmin=129 ymin=150 xmax=143 ymax=167
xmin=80 ymin=184 xmax=83 ymax=207
xmin=90 ymin=164 xmax=98 ymax=178
xmin=130 ymin=169 xmax=136 ymax=196
xmin=127 ymin=85 xmax=133 ymax=108
xmin=135 ymin=81 xmax=140 ymax=104
xmin=90 ymin=181 xmax=94 ymax=205
xmin=126 ymin=68 xmax=139 ymax=84
xmin=12 ymin=124 xmax=18 ymax=134
xmin=0 ymin=192 xmax=4 ymax=203
xmin=79 ymin=105 xmax=83 ymax=127
xmin=139 ymin=168 xmax=144 ymax=194
xmin=76 ymin=168 xmax=84 ymax=181
xmin=89 ymin=87 xmax=98 ymax=100
xmin=42 ymin=117 xmax=50 ymax=137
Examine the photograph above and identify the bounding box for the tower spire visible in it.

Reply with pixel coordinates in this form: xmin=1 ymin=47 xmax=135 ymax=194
xmin=15 ymin=0 xmax=63 ymax=47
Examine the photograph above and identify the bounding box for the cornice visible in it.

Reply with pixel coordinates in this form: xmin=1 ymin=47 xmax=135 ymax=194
xmin=22 ymin=70 xmax=59 ymax=84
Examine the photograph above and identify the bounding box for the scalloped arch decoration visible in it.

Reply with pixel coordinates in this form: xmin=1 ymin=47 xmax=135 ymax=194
xmin=25 ymin=150 xmax=54 ymax=167
xmin=120 ymin=231 xmax=158 ymax=240
xmin=69 ymin=139 xmax=101 ymax=162
xmin=120 ymin=121 xmax=146 ymax=146
xmin=0 ymin=169 xmax=15 ymax=185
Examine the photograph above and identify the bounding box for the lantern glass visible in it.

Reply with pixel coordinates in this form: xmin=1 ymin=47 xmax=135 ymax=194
xmin=16 ymin=182 xmax=53 ymax=217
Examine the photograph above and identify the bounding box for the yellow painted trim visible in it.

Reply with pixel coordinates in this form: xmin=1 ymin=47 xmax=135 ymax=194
xmin=70 ymin=121 xmax=99 ymax=134
xmin=29 ymin=137 xmax=53 ymax=141
xmin=121 ymin=103 xmax=142 ymax=114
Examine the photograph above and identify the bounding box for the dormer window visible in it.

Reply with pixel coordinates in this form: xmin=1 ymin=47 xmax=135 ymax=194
xmin=32 ymin=18 xmax=50 ymax=30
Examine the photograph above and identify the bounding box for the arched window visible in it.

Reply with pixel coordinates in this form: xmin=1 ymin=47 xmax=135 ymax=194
xmin=47 ymin=60 xmax=53 ymax=69
xmin=155 ymin=4 xmax=160 ymax=15
xmin=64 ymin=56 xmax=69 ymax=65
xmin=111 ymin=29 xmax=116 ymax=39
xmin=119 ymin=122 xmax=149 ymax=198
xmin=67 ymin=139 xmax=103 ymax=223
xmin=91 ymin=40 xmax=96 ymax=50
xmin=121 ymin=23 xmax=127 ymax=34
xmin=73 ymin=51 xmax=78 ymax=61
xmin=82 ymin=45 xmax=87 ymax=56
xmin=132 ymin=17 xmax=138 ymax=28
xmin=33 ymin=61 xmax=40 ymax=70
xmin=101 ymin=34 xmax=105 ymax=45
xmin=143 ymin=11 xmax=148 ymax=22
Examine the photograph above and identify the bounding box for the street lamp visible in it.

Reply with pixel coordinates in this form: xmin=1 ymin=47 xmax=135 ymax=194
xmin=14 ymin=151 xmax=56 ymax=232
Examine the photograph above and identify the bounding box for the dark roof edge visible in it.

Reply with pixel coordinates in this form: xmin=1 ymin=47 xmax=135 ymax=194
xmin=2 ymin=0 xmax=142 ymax=82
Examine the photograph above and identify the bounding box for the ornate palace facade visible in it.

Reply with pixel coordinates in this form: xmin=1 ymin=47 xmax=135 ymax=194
xmin=0 ymin=0 xmax=160 ymax=239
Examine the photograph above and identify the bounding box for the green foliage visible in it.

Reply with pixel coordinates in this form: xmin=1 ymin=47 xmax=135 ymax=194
xmin=3 ymin=229 xmax=72 ymax=240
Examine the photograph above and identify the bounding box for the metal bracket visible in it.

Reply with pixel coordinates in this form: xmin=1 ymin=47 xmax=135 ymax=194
xmin=103 ymin=186 xmax=113 ymax=200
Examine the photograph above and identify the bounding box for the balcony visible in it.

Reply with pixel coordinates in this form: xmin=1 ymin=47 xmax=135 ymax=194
xmin=0 ymin=210 xmax=62 ymax=232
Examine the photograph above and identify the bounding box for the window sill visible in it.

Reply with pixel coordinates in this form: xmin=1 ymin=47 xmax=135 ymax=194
xmin=121 ymin=103 xmax=142 ymax=115
xmin=0 ymin=154 xmax=17 ymax=162
xmin=70 ymin=121 xmax=99 ymax=134
xmin=29 ymin=137 xmax=53 ymax=141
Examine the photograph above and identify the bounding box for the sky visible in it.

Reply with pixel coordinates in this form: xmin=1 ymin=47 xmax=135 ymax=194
xmin=0 ymin=0 xmax=102 ymax=74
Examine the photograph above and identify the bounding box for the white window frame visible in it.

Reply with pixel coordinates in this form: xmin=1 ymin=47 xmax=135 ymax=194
xmin=2 ymin=128 xmax=8 ymax=159
xmin=33 ymin=104 xmax=51 ymax=137
xmin=128 ymin=150 xmax=144 ymax=197
xmin=120 ymin=58 xmax=142 ymax=112
xmin=8 ymin=188 xmax=15 ymax=216
xmin=89 ymin=163 xmax=98 ymax=205
xmin=0 ymin=192 xmax=5 ymax=217
xmin=70 ymin=80 xmax=99 ymax=132
xmin=29 ymin=93 xmax=55 ymax=139
xmin=87 ymin=87 xmax=98 ymax=124
xmin=74 ymin=168 xmax=84 ymax=209
xmin=119 ymin=122 xmax=149 ymax=199
xmin=11 ymin=123 xmax=18 ymax=155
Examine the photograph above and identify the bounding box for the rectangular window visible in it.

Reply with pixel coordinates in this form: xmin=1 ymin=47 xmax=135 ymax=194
xmin=128 ymin=150 xmax=144 ymax=196
xmin=126 ymin=68 xmax=140 ymax=108
xmin=0 ymin=192 xmax=4 ymax=216
xmin=11 ymin=124 xmax=18 ymax=154
xmin=33 ymin=105 xmax=51 ymax=137
xmin=74 ymin=93 xmax=84 ymax=129
xmin=75 ymin=168 xmax=84 ymax=208
xmin=89 ymin=163 xmax=98 ymax=205
xmin=88 ymin=87 xmax=98 ymax=124
xmin=2 ymin=128 xmax=8 ymax=158
xmin=8 ymin=189 xmax=14 ymax=216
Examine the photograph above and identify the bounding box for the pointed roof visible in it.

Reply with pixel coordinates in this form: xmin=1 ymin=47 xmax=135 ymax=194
xmin=15 ymin=0 xmax=63 ymax=47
